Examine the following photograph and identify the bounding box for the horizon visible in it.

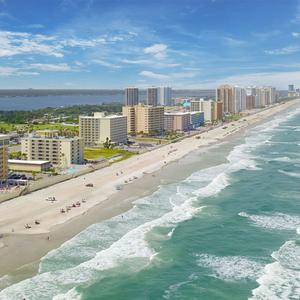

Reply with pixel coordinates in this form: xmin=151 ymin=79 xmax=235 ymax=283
xmin=0 ymin=0 xmax=300 ymax=89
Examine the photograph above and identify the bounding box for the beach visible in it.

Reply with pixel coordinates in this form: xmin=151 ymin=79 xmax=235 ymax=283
xmin=0 ymin=99 xmax=299 ymax=288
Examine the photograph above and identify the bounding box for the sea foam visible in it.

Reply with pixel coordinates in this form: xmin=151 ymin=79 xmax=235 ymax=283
xmin=250 ymin=241 xmax=300 ymax=300
xmin=239 ymin=212 xmax=300 ymax=233
xmin=196 ymin=254 xmax=263 ymax=282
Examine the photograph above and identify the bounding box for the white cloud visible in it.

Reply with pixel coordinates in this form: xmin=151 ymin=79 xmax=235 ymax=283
xmin=191 ymin=70 xmax=300 ymax=89
xmin=0 ymin=66 xmax=39 ymax=76
xmin=292 ymin=32 xmax=300 ymax=37
xmin=144 ymin=43 xmax=168 ymax=59
xmin=121 ymin=58 xmax=180 ymax=68
xmin=0 ymin=30 xmax=131 ymax=59
xmin=92 ymin=59 xmax=121 ymax=68
xmin=0 ymin=31 xmax=64 ymax=57
xmin=29 ymin=63 xmax=72 ymax=71
xmin=264 ymin=46 xmax=300 ymax=55
xmin=223 ymin=37 xmax=248 ymax=47
xmin=139 ymin=70 xmax=198 ymax=82
xmin=139 ymin=70 xmax=169 ymax=80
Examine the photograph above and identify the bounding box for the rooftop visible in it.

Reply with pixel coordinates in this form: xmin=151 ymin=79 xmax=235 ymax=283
xmin=8 ymin=159 xmax=50 ymax=165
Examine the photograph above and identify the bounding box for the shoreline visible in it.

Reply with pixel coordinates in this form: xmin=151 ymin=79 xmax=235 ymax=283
xmin=0 ymin=99 xmax=299 ymax=289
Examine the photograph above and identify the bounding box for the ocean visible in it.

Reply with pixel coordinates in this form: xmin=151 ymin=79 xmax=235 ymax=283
xmin=0 ymin=104 xmax=300 ymax=299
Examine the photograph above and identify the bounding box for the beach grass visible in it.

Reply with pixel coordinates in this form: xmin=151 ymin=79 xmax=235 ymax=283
xmin=84 ymin=148 xmax=136 ymax=161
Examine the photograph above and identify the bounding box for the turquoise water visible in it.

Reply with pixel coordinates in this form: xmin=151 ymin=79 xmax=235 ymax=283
xmin=1 ymin=105 xmax=300 ymax=299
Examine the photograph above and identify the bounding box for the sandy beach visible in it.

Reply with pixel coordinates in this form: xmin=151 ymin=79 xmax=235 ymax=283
xmin=0 ymin=99 xmax=299 ymax=287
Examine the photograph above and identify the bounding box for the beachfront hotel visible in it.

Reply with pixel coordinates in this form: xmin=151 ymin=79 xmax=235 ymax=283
xmin=0 ymin=134 xmax=10 ymax=181
xmin=217 ymin=85 xmax=277 ymax=113
xmin=191 ymin=99 xmax=223 ymax=123
xmin=21 ymin=133 xmax=84 ymax=168
xmin=164 ymin=112 xmax=191 ymax=132
xmin=124 ymin=87 xmax=139 ymax=106
xmin=122 ymin=104 xmax=164 ymax=135
xmin=79 ymin=113 xmax=127 ymax=146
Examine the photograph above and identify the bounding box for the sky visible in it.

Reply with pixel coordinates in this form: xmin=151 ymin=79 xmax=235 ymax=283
xmin=0 ymin=0 xmax=300 ymax=89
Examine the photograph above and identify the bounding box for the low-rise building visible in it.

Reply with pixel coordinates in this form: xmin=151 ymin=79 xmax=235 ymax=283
xmin=190 ymin=111 xmax=204 ymax=128
xmin=21 ymin=134 xmax=84 ymax=168
xmin=8 ymin=159 xmax=51 ymax=173
xmin=0 ymin=134 xmax=9 ymax=181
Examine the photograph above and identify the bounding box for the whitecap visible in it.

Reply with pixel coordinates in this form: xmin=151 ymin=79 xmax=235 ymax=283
xmin=250 ymin=241 xmax=300 ymax=300
xmin=239 ymin=212 xmax=300 ymax=233
xmin=278 ymin=169 xmax=300 ymax=178
xmin=196 ymin=254 xmax=263 ymax=282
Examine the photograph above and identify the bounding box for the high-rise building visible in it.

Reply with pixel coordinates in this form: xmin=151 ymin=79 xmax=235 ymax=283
xmin=79 ymin=112 xmax=127 ymax=146
xmin=234 ymin=86 xmax=247 ymax=113
xmin=0 ymin=134 xmax=9 ymax=181
xmin=124 ymin=87 xmax=139 ymax=106
xmin=122 ymin=104 xmax=164 ymax=135
xmin=216 ymin=85 xmax=234 ymax=114
xmin=158 ymin=87 xmax=172 ymax=106
xmin=147 ymin=87 xmax=158 ymax=106
xmin=246 ymin=95 xmax=256 ymax=110
xmin=191 ymin=99 xmax=222 ymax=123
xmin=21 ymin=134 xmax=84 ymax=167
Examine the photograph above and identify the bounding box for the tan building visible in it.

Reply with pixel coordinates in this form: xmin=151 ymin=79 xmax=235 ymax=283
xmin=213 ymin=101 xmax=223 ymax=121
xmin=246 ymin=95 xmax=255 ymax=110
xmin=8 ymin=159 xmax=51 ymax=173
xmin=191 ymin=99 xmax=222 ymax=123
xmin=79 ymin=113 xmax=127 ymax=146
xmin=164 ymin=112 xmax=191 ymax=132
xmin=0 ymin=134 xmax=9 ymax=180
xmin=36 ymin=130 xmax=59 ymax=138
xmin=122 ymin=104 xmax=164 ymax=135
xmin=21 ymin=135 xmax=84 ymax=168
xmin=216 ymin=85 xmax=235 ymax=114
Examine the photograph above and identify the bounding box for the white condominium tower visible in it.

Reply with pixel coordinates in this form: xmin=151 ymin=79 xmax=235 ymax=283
xmin=159 ymin=87 xmax=172 ymax=106
xmin=125 ymin=87 xmax=139 ymax=106
xmin=79 ymin=112 xmax=127 ymax=146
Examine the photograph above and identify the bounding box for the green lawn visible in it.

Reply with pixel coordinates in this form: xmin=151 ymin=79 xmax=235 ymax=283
xmin=84 ymin=148 xmax=135 ymax=161
xmin=0 ymin=123 xmax=78 ymax=133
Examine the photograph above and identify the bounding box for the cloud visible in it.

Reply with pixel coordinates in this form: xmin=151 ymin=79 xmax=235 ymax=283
xmin=29 ymin=63 xmax=72 ymax=71
xmin=292 ymin=32 xmax=300 ymax=37
xmin=121 ymin=58 xmax=180 ymax=68
xmin=0 ymin=66 xmax=39 ymax=76
xmin=92 ymin=59 xmax=121 ymax=68
xmin=144 ymin=43 xmax=168 ymax=59
xmin=139 ymin=70 xmax=169 ymax=80
xmin=264 ymin=46 xmax=300 ymax=55
xmin=0 ymin=31 xmax=64 ymax=57
xmin=223 ymin=37 xmax=248 ymax=47
xmin=191 ymin=70 xmax=300 ymax=89
xmin=139 ymin=70 xmax=198 ymax=82
xmin=0 ymin=30 xmax=131 ymax=59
